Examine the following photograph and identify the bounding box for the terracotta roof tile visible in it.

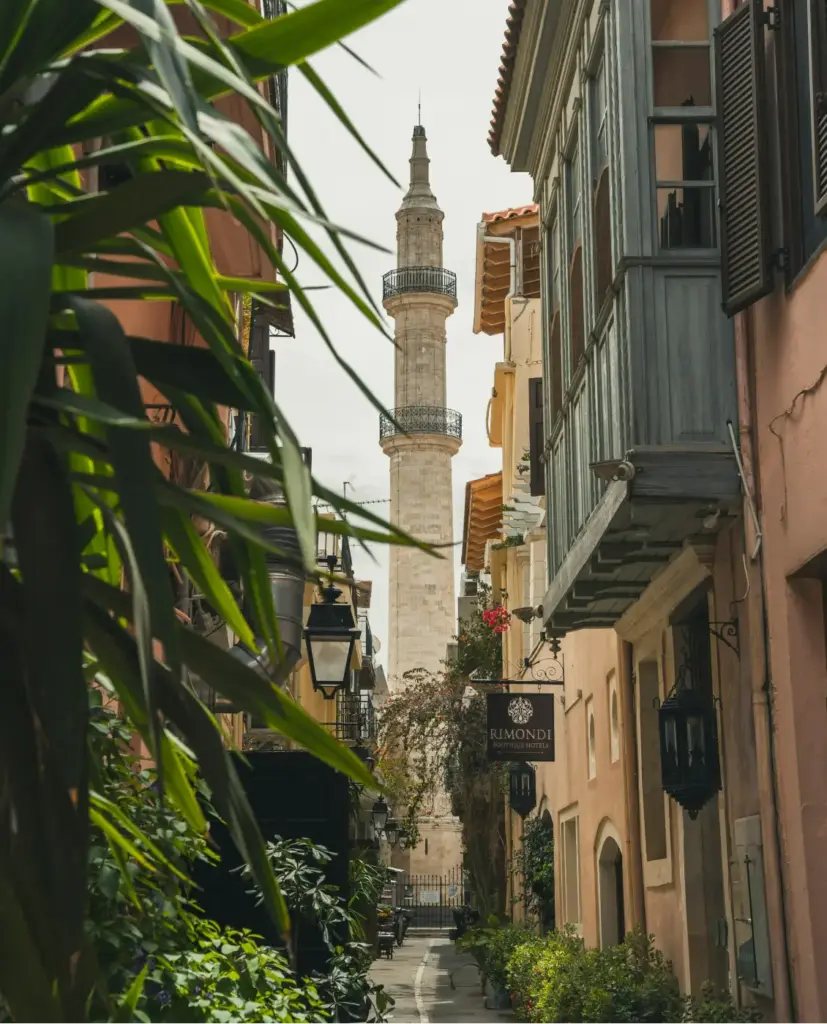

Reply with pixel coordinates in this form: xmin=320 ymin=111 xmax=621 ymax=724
xmin=488 ymin=0 xmax=528 ymax=157
xmin=482 ymin=203 xmax=539 ymax=223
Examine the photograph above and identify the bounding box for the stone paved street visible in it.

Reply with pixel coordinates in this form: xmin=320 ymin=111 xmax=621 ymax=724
xmin=370 ymin=936 xmax=512 ymax=1024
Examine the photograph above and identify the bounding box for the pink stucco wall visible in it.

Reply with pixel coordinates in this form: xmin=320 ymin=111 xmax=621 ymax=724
xmin=748 ymin=252 xmax=827 ymax=1021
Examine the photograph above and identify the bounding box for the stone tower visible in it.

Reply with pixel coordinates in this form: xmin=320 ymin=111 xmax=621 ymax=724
xmin=380 ymin=126 xmax=463 ymax=877
xmin=380 ymin=125 xmax=462 ymax=685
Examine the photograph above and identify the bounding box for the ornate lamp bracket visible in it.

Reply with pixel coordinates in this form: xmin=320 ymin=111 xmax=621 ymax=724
xmin=708 ymin=620 xmax=739 ymax=658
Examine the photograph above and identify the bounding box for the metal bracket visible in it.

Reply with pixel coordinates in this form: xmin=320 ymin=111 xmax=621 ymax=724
xmin=771 ymin=247 xmax=789 ymax=272
xmin=709 ymin=620 xmax=740 ymax=658
xmin=762 ymin=7 xmax=780 ymax=30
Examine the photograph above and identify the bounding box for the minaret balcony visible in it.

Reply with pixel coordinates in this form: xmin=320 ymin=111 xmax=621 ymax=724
xmin=379 ymin=405 xmax=462 ymax=441
xmin=382 ymin=266 xmax=457 ymax=303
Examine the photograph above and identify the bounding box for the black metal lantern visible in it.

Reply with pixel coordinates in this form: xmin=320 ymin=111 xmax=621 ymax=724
xmin=371 ymin=798 xmax=389 ymax=833
xmin=385 ymin=820 xmax=400 ymax=846
xmin=659 ymin=613 xmax=722 ymax=818
xmin=508 ymin=761 xmax=537 ymax=817
xmin=304 ymin=557 xmax=359 ymax=700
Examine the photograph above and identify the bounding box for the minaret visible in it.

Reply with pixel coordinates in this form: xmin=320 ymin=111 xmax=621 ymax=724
xmin=380 ymin=125 xmax=461 ymax=685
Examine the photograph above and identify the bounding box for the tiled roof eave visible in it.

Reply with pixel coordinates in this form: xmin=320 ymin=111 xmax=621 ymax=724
xmin=488 ymin=0 xmax=529 ymax=157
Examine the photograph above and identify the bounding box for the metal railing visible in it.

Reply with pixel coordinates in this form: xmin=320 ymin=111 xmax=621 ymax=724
xmin=382 ymin=266 xmax=457 ymax=302
xmin=326 ymin=695 xmax=376 ymax=744
xmin=379 ymin=405 xmax=462 ymax=441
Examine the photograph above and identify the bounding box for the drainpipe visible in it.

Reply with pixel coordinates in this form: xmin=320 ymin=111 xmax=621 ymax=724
xmin=479 ymin=225 xmax=517 ymax=361
xmin=619 ymin=637 xmax=645 ymax=931
xmin=732 ymin=309 xmax=794 ymax=1021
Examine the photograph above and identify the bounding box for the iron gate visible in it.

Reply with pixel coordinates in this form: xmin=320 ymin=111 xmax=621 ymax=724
xmin=391 ymin=866 xmax=467 ymax=930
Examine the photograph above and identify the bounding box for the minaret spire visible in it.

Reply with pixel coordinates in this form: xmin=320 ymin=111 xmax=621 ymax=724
xmin=402 ymin=123 xmax=439 ymax=211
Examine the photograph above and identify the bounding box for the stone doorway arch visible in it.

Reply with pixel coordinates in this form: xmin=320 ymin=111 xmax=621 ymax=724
xmin=596 ymin=820 xmax=625 ymax=948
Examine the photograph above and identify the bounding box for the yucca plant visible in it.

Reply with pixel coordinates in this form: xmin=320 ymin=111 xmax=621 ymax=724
xmin=0 ymin=0 xmax=414 ymax=1019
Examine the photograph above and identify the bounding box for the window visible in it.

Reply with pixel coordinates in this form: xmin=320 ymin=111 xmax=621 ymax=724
xmin=776 ymin=0 xmax=827 ymax=277
xmin=609 ymin=672 xmax=620 ymax=763
xmin=586 ymin=697 xmax=597 ymax=779
xmin=544 ymin=215 xmax=564 ymax=416
xmin=424 ymin=838 xmax=428 ymax=856
xmin=560 ymin=814 xmax=581 ymax=926
xmin=651 ymin=0 xmax=716 ymax=250
xmin=521 ymin=560 xmax=532 ymax=663
xmin=528 ymin=377 xmax=545 ymax=496
xmin=591 ymin=53 xmax=613 ymax=304
xmin=565 ymin=141 xmax=585 ymax=369
xmin=637 ymin=660 xmax=668 ymax=862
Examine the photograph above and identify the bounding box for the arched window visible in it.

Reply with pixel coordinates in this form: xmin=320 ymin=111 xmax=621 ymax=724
xmin=587 ymin=697 xmax=597 ymax=780
xmin=569 ymin=245 xmax=585 ymax=370
xmin=609 ymin=672 xmax=620 ymax=764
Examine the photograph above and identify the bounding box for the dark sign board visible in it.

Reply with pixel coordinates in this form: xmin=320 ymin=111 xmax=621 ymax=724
xmin=486 ymin=692 xmax=555 ymax=762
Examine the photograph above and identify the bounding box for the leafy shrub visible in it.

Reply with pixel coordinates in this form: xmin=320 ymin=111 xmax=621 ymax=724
xmin=503 ymin=926 xmax=760 ymax=1024
xmin=143 ymin=919 xmax=324 ymax=1023
xmin=514 ymin=815 xmax=555 ymax=924
xmin=458 ymin=921 xmax=535 ymax=993
xmin=683 ymin=982 xmax=762 ymax=1022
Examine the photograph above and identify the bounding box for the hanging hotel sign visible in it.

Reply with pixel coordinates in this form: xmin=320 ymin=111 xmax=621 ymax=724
xmin=486 ymin=693 xmax=555 ymax=762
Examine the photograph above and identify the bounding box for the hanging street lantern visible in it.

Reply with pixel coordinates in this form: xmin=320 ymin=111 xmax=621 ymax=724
xmin=385 ymin=820 xmax=400 ymax=846
xmin=398 ymin=832 xmax=409 ymax=850
xmin=371 ymin=798 xmax=389 ymax=834
xmin=304 ymin=556 xmax=359 ymax=700
xmin=508 ymin=762 xmax=537 ymax=817
xmin=659 ymin=613 xmax=722 ymax=819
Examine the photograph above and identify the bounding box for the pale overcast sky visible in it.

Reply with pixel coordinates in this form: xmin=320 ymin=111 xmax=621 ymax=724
xmin=276 ymin=0 xmax=531 ymax=668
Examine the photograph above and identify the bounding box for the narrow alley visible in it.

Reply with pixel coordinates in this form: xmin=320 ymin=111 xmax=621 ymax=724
xmin=371 ymin=937 xmax=512 ymax=1024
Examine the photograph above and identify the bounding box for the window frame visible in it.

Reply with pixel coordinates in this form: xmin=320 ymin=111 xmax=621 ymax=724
xmin=648 ymin=0 xmax=719 ymax=255
xmin=586 ymin=696 xmax=597 ymax=780
xmin=559 ymin=808 xmax=582 ymax=930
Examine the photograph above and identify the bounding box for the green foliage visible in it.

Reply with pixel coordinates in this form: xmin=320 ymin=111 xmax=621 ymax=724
xmin=377 ymin=670 xmax=507 ymax=917
xmin=348 ymin=857 xmax=389 ymax=940
xmin=499 ymin=925 xmax=762 ymax=1024
xmin=514 ymin=815 xmax=554 ymax=922
xmin=0 ymin=0 xmax=421 ymax=1016
xmin=143 ymin=919 xmax=325 ymax=1024
xmin=452 ymin=582 xmax=504 ymax=680
xmin=243 ymin=837 xmax=349 ymax=948
xmin=683 ymin=982 xmax=762 ymax=1023
xmin=458 ymin=920 xmax=534 ymax=993
xmin=244 ymin=838 xmax=394 ymax=1023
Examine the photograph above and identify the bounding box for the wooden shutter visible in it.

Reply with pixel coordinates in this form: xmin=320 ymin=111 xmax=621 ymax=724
xmin=714 ymin=0 xmax=772 ymax=316
xmin=528 ymin=377 xmax=545 ymax=497
xmin=810 ymin=0 xmax=827 ymax=213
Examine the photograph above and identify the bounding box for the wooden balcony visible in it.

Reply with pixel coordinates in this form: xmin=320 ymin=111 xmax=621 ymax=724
xmin=542 ymin=271 xmax=741 ymax=635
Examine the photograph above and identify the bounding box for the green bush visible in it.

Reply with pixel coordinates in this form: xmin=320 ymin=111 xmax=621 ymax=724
xmin=683 ymin=982 xmax=762 ymax=1023
xmin=458 ymin=921 xmax=535 ymax=993
xmin=504 ymin=926 xmax=761 ymax=1024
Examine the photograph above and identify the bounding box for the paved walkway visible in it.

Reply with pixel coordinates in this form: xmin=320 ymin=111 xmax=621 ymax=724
xmin=370 ymin=935 xmax=512 ymax=1023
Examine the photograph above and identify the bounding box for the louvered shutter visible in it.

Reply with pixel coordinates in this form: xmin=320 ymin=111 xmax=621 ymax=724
xmin=528 ymin=377 xmax=545 ymax=497
xmin=714 ymin=0 xmax=773 ymax=316
xmin=810 ymin=0 xmax=827 ymax=213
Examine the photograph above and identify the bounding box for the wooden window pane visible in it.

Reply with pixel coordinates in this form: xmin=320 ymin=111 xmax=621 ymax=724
xmin=653 ymin=48 xmax=711 ymax=107
xmin=652 ymin=0 xmax=709 ymax=41
xmin=528 ymin=378 xmax=545 ymax=497
xmin=657 ymin=186 xmax=717 ymax=247
xmin=655 ymin=123 xmax=714 ymax=182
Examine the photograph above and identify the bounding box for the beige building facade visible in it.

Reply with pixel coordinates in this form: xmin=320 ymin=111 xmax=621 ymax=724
xmin=482 ymin=0 xmax=801 ymax=1018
